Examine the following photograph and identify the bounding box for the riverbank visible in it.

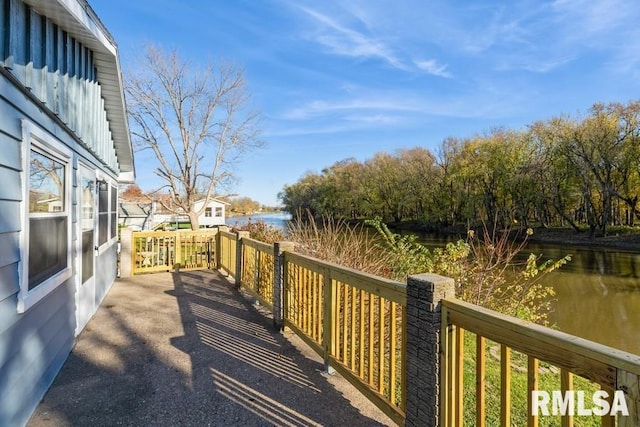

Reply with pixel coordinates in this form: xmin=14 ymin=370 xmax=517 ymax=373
xmin=387 ymin=220 xmax=640 ymax=253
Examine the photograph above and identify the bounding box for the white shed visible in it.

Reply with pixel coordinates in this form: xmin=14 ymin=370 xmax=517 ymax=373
xmin=194 ymin=198 xmax=228 ymax=227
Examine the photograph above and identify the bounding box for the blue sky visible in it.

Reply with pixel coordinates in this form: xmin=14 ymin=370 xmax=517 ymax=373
xmin=90 ymin=0 xmax=640 ymax=206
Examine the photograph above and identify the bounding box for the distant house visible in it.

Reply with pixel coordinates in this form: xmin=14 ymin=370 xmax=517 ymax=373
xmin=195 ymin=198 xmax=228 ymax=227
xmin=119 ymin=202 xmax=154 ymax=230
xmin=0 ymin=1 xmax=134 ymax=425
xmin=152 ymin=197 xmax=228 ymax=229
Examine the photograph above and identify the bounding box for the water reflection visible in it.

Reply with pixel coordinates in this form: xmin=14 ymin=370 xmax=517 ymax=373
xmin=419 ymin=235 xmax=640 ymax=356
xmin=226 ymin=212 xmax=292 ymax=231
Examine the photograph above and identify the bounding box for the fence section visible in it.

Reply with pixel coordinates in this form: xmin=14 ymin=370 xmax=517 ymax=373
xmin=131 ymin=230 xmax=217 ymax=275
xmin=239 ymin=237 xmax=275 ymax=308
xmin=441 ymin=298 xmax=640 ymax=427
xmin=283 ymin=251 xmax=406 ymax=425
xmin=124 ymin=229 xmax=640 ymax=426
xmin=218 ymin=230 xmax=237 ymax=277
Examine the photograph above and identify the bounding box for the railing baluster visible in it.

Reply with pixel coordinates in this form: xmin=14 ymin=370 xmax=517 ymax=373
xmin=500 ymin=344 xmax=511 ymax=427
xmin=359 ymin=288 xmax=365 ymax=380
xmin=350 ymin=285 xmax=357 ymax=371
xmin=477 ymin=335 xmax=486 ymax=427
xmin=455 ymin=328 xmax=464 ymax=426
xmin=379 ymin=296 xmax=385 ymax=395
xmin=527 ymin=356 xmax=538 ymax=427
xmin=560 ymin=369 xmax=573 ymax=427
xmin=343 ymin=282 xmax=349 ymax=365
xmin=368 ymin=293 xmax=375 ymax=385
xmin=390 ymin=301 xmax=397 ymax=406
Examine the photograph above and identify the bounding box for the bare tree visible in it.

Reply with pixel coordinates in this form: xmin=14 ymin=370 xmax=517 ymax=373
xmin=126 ymin=45 xmax=262 ymax=229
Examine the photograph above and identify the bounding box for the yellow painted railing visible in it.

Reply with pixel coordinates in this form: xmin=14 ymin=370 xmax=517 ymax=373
xmin=239 ymin=237 xmax=275 ymax=308
xmin=131 ymin=230 xmax=217 ymax=274
xmin=441 ymin=298 xmax=640 ymax=427
xmin=218 ymin=230 xmax=237 ymax=277
xmin=283 ymin=251 xmax=406 ymax=426
xmin=127 ymin=229 xmax=640 ymax=426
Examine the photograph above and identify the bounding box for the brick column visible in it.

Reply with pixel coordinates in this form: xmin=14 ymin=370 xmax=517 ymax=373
xmin=405 ymin=273 xmax=455 ymax=427
xmin=273 ymin=241 xmax=295 ymax=330
xmin=119 ymin=227 xmax=133 ymax=278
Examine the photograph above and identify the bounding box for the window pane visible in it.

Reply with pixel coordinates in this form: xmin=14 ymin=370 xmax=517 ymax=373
xmin=99 ymin=213 xmax=108 ymax=246
xmin=81 ymin=177 xmax=94 ymax=231
xmin=29 ymin=217 xmax=67 ymax=289
xmin=110 ymin=213 xmax=117 ymax=238
xmin=29 ymin=150 xmax=64 ymax=213
xmin=99 ymin=184 xmax=108 ymax=214
xmin=110 ymin=185 xmax=117 ymax=212
xmin=82 ymin=229 xmax=93 ymax=284
xmin=98 ymin=183 xmax=109 ymax=245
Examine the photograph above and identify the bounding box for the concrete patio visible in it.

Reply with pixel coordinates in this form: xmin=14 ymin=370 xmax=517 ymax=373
xmin=27 ymin=270 xmax=394 ymax=426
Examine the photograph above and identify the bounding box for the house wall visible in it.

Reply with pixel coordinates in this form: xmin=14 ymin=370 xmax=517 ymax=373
xmin=0 ymin=1 xmax=123 ymax=425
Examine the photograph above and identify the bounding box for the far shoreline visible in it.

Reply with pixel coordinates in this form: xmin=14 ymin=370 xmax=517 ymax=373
xmin=386 ymin=220 xmax=640 ymax=253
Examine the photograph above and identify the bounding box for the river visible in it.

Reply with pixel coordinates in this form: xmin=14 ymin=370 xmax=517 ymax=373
xmin=227 ymin=213 xmax=640 ymax=355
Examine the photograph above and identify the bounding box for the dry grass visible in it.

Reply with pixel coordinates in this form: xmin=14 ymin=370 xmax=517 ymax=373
xmin=287 ymin=213 xmax=395 ymax=277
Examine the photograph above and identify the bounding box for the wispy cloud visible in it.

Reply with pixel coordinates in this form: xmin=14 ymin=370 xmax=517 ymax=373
xmin=281 ymin=98 xmax=423 ymax=121
xmin=296 ymin=6 xmax=405 ymax=69
xmin=414 ymin=59 xmax=453 ymax=78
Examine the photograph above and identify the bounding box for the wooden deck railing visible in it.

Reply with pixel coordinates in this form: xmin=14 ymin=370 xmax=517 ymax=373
xmin=217 ymin=230 xmax=237 ymax=277
xmin=131 ymin=230 xmax=217 ymax=275
xmin=123 ymin=228 xmax=640 ymax=426
xmin=441 ymin=298 xmax=640 ymax=427
xmin=282 ymin=251 xmax=406 ymax=425
xmin=239 ymin=237 xmax=275 ymax=308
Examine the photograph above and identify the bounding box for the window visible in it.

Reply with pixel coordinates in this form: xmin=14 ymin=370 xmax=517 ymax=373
xmin=110 ymin=185 xmax=117 ymax=239
xmin=205 ymin=207 xmax=212 ymax=217
xmin=18 ymin=121 xmax=72 ymax=312
xmin=97 ymin=179 xmax=118 ymax=248
xmin=215 ymin=207 xmax=223 ymax=217
xmin=98 ymin=181 xmax=109 ymax=246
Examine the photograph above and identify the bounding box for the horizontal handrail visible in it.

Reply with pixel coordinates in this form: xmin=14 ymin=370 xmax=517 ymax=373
xmin=284 ymin=251 xmax=406 ymax=305
xmin=242 ymin=237 xmax=274 ymax=255
xmin=219 ymin=230 xmax=237 ymax=241
xmin=442 ymin=298 xmax=640 ymax=388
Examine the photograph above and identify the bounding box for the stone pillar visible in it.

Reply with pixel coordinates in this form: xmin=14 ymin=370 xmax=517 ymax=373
xmin=235 ymin=231 xmax=250 ymax=288
xmin=119 ymin=227 xmax=133 ymax=278
xmin=405 ymin=273 xmax=455 ymax=427
xmin=273 ymin=241 xmax=295 ymax=330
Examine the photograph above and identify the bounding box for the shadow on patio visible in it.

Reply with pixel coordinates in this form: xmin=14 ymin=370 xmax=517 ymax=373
xmin=28 ymin=270 xmax=394 ymax=426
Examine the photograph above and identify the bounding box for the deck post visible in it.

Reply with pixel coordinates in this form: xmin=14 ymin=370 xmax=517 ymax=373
xmin=216 ymin=225 xmax=229 ymax=274
xmin=119 ymin=227 xmax=133 ymax=278
xmin=235 ymin=231 xmax=250 ymax=288
xmin=273 ymin=241 xmax=294 ymax=329
xmin=405 ymin=273 xmax=455 ymax=427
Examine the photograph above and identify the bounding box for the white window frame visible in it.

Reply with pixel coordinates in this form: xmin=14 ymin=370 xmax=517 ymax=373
xmin=18 ymin=120 xmax=73 ymax=313
xmin=95 ymin=171 xmax=118 ymax=255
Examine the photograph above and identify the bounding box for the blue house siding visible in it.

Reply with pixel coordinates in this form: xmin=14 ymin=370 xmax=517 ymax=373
xmin=0 ymin=282 xmax=75 ymax=426
xmin=0 ymin=1 xmax=133 ymax=425
xmin=0 ymin=70 xmax=83 ymax=426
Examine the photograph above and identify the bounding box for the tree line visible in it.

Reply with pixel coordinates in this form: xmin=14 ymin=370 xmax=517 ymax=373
xmin=279 ymin=100 xmax=640 ymax=237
